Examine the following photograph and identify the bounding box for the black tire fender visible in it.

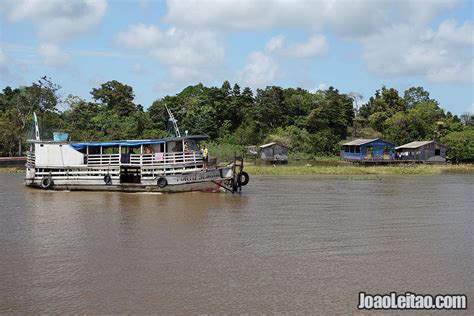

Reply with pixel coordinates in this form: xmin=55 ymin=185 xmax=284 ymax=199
xmin=237 ymin=171 xmax=250 ymax=186
xmin=40 ymin=176 xmax=53 ymax=190
xmin=104 ymin=174 xmax=112 ymax=185
xmin=157 ymin=177 xmax=168 ymax=188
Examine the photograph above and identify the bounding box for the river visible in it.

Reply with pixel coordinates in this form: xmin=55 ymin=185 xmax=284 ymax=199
xmin=0 ymin=173 xmax=472 ymax=313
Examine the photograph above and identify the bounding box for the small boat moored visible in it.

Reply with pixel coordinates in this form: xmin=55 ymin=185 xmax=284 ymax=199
xmin=25 ymin=113 xmax=249 ymax=193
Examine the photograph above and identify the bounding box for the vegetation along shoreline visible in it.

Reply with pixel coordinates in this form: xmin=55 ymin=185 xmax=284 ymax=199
xmin=2 ymin=164 xmax=473 ymax=176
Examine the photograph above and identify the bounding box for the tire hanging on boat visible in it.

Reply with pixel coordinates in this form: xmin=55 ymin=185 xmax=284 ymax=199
xmin=157 ymin=177 xmax=168 ymax=188
xmin=104 ymin=174 xmax=112 ymax=185
xmin=40 ymin=176 xmax=54 ymax=190
xmin=237 ymin=171 xmax=249 ymax=186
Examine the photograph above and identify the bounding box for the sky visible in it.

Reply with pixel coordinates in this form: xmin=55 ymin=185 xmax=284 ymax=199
xmin=0 ymin=0 xmax=473 ymax=114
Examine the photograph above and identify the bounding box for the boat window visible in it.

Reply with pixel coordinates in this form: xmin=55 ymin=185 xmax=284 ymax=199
xmin=143 ymin=146 xmax=154 ymax=154
xmin=88 ymin=146 xmax=100 ymax=155
xmin=103 ymin=146 xmax=119 ymax=154
xmin=167 ymin=141 xmax=183 ymax=152
xmin=185 ymin=140 xmax=199 ymax=151
xmin=125 ymin=147 xmax=140 ymax=154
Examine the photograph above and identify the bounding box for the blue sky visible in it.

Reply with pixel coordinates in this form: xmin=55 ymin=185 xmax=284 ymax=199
xmin=0 ymin=0 xmax=473 ymax=114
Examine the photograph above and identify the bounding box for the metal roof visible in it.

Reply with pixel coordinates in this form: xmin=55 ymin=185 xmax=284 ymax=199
xmin=341 ymin=138 xmax=380 ymax=146
xmin=259 ymin=142 xmax=288 ymax=148
xmin=163 ymin=135 xmax=209 ymax=142
xmin=259 ymin=142 xmax=277 ymax=148
xmin=70 ymin=140 xmax=165 ymax=150
xmin=395 ymin=141 xmax=435 ymax=149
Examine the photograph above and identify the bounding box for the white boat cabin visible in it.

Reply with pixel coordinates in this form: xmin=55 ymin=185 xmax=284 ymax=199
xmin=26 ymin=136 xmax=209 ymax=185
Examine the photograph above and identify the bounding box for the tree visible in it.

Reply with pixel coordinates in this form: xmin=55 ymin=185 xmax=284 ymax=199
xmin=91 ymin=80 xmax=138 ymax=116
xmin=360 ymin=86 xmax=406 ymax=134
xmin=0 ymin=77 xmax=62 ymax=155
xmin=63 ymin=95 xmax=104 ymax=141
xmin=254 ymin=86 xmax=287 ymax=129
xmin=460 ymin=112 xmax=474 ymax=126
xmin=348 ymin=92 xmax=363 ymax=137
xmin=403 ymin=86 xmax=432 ymax=109
xmin=441 ymin=128 xmax=474 ymax=163
xmin=306 ymin=87 xmax=354 ymax=139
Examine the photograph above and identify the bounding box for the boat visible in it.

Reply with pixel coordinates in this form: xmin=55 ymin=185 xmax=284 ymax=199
xmin=24 ymin=112 xmax=249 ymax=193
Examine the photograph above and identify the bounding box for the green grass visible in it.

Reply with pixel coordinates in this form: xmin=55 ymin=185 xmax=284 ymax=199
xmin=244 ymin=163 xmax=474 ymax=176
xmin=0 ymin=167 xmax=24 ymax=173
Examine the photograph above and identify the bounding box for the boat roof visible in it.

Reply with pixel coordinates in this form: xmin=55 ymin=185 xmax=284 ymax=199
xmin=69 ymin=140 xmax=165 ymax=149
xmin=164 ymin=135 xmax=209 ymax=142
xmin=28 ymin=135 xmax=209 ymax=148
xmin=395 ymin=141 xmax=435 ymax=149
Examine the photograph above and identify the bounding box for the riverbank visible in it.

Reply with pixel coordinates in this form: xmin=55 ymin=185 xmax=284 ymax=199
xmin=245 ymin=163 xmax=474 ymax=175
xmin=3 ymin=164 xmax=473 ymax=176
xmin=0 ymin=167 xmax=23 ymax=173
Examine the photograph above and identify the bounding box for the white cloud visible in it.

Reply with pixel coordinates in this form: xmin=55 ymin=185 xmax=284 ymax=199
xmin=116 ymin=24 xmax=225 ymax=90
xmin=266 ymin=36 xmax=284 ymax=52
xmin=117 ymin=25 xmax=224 ymax=68
xmin=164 ymin=0 xmax=463 ymax=37
xmin=362 ymin=20 xmax=473 ymax=83
xmin=1 ymin=0 xmax=107 ymax=43
xmin=37 ymin=43 xmax=71 ymax=66
xmin=165 ymin=0 xmax=319 ymax=31
xmin=316 ymin=83 xmax=328 ymax=91
xmin=266 ymin=35 xmax=328 ymax=58
xmin=131 ymin=63 xmax=148 ymax=75
xmin=236 ymin=52 xmax=280 ymax=87
xmin=164 ymin=0 xmax=470 ymax=84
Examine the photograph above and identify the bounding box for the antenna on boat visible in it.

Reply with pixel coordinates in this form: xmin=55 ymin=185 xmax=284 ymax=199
xmin=33 ymin=112 xmax=40 ymax=141
xmin=165 ymin=105 xmax=181 ymax=137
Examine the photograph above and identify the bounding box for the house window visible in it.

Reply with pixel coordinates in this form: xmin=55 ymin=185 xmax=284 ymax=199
xmin=344 ymin=146 xmax=349 ymax=152
xmin=350 ymin=146 xmax=355 ymax=153
xmin=355 ymin=146 xmax=360 ymax=153
xmin=435 ymin=149 xmax=440 ymax=156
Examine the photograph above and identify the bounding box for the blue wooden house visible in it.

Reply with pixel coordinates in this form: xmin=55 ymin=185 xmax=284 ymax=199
xmin=341 ymin=138 xmax=395 ymax=161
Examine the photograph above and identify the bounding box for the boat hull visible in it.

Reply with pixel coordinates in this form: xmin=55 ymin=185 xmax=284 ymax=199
xmin=25 ymin=167 xmax=236 ymax=193
xmin=26 ymin=179 xmax=230 ymax=193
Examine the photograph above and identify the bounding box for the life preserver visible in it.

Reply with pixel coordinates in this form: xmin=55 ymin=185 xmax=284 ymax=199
xmin=104 ymin=174 xmax=112 ymax=185
xmin=40 ymin=176 xmax=54 ymax=190
xmin=157 ymin=177 xmax=168 ymax=188
xmin=237 ymin=171 xmax=249 ymax=186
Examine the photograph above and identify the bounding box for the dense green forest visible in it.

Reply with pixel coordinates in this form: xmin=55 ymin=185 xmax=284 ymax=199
xmin=0 ymin=77 xmax=473 ymax=162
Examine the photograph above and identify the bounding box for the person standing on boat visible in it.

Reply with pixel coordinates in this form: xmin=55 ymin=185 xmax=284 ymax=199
xmin=202 ymin=146 xmax=209 ymax=170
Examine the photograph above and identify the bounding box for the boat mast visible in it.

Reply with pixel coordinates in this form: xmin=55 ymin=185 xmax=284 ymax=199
xmin=33 ymin=112 xmax=40 ymax=141
xmin=165 ymin=105 xmax=181 ymax=137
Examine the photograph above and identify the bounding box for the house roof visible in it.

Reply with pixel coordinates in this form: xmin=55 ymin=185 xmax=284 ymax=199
xmin=395 ymin=141 xmax=435 ymax=149
xmin=259 ymin=142 xmax=275 ymax=148
xmin=259 ymin=142 xmax=287 ymax=148
xmin=341 ymin=138 xmax=380 ymax=146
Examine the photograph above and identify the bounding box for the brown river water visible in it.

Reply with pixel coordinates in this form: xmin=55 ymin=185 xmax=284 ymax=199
xmin=0 ymin=173 xmax=472 ymax=314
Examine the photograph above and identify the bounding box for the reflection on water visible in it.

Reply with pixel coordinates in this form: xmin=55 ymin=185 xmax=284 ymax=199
xmin=0 ymin=173 xmax=473 ymax=313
